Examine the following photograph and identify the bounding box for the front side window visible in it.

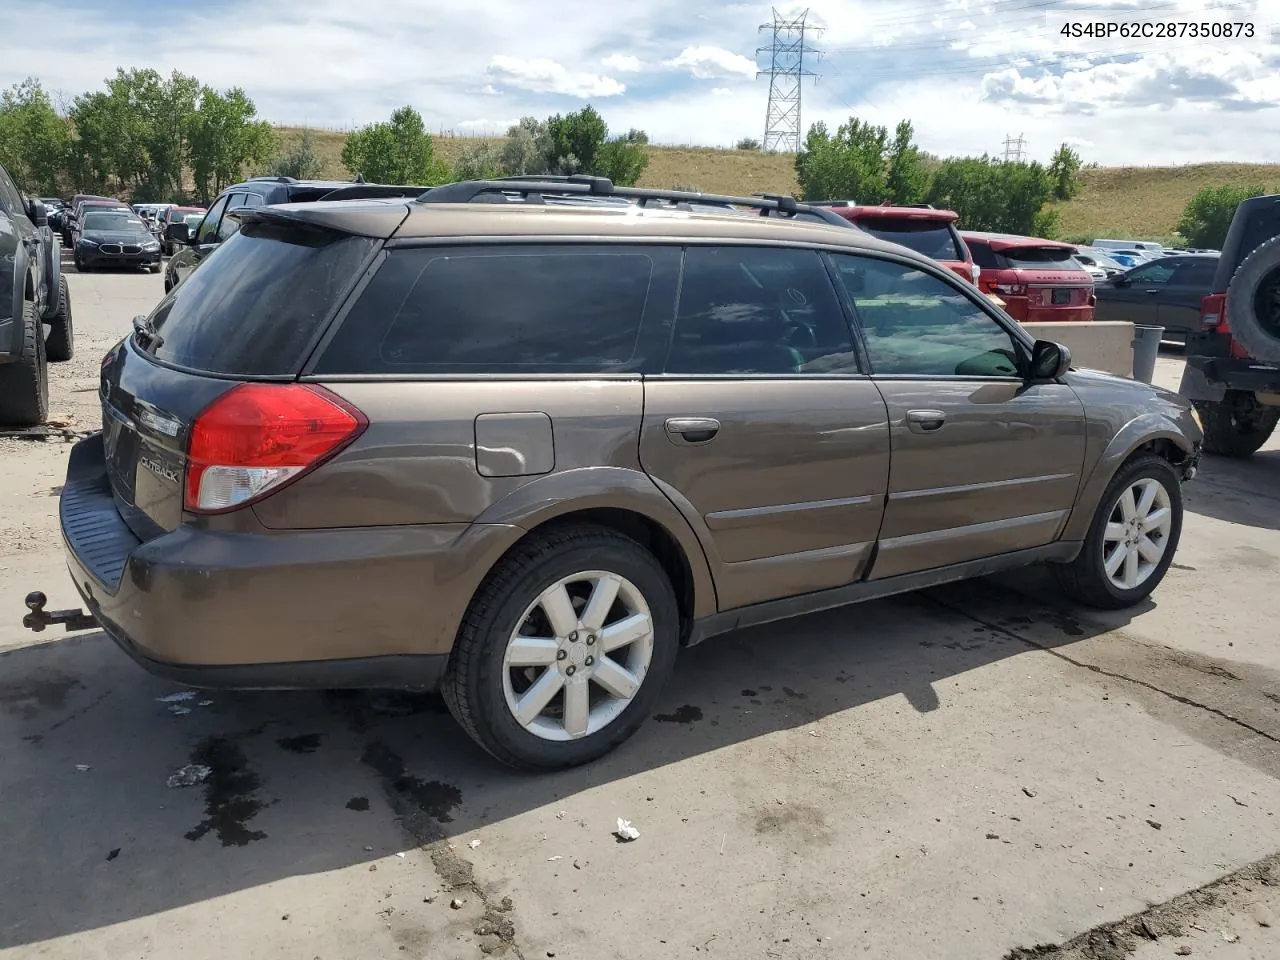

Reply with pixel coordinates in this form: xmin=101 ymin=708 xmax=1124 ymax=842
xmin=216 ymin=193 xmax=248 ymax=242
xmin=316 ymin=244 xmax=674 ymax=374
xmin=195 ymin=195 xmax=230 ymax=244
xmin=665 ymin=246 xmax=858 ymax=375
xmin=831 ymin=254 xmax=1021 ymax=378
xmin=1127 ymin=261 xmax=1177 ymax=284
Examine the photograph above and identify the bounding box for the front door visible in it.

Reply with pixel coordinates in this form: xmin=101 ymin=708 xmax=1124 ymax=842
xmin=639 ymin=245 xmax=891 ymax=611
xmin=828 ymin=252 xmax=1088 ymax=580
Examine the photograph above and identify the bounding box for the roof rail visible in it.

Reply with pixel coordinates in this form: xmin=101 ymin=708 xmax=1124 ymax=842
xmin=247 ymin=176 xmax=298 ymax=184
xmin=317 ymin=184 xmax=432 ymax=202
xmin=417 ymin=177 xmax=807 ymax=217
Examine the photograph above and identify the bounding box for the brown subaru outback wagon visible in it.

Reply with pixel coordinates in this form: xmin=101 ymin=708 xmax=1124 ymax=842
xmin=38 ymin=178 xmax=1203 ymax=769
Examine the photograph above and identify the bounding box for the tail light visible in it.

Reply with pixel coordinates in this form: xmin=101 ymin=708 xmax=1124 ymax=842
xmin=1200 ymin=293 xmax=1227 ymax=328
xmin=184 ymin=383 xmax=367 ymax=513
xmin=992 ymin=283 xmax=1027 ymax=296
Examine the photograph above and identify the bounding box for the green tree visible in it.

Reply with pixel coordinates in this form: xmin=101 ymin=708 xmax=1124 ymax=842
xmin=495 ymin=108 xmax=647 ymax=185
xmin=269 ymin=128 xmax=325 ymax=180
xmin=187 ymin=87 xmax=275 ymax=202
xmin=0 ymin=78 xmax=70 ymax=194
xmin=927 ymin=156 xmax=1054 ymax=235
xmin=1048 ymin=142 xmax=1082 ymax=201
xmin=884 ymin=120 xmax=928 ymax=205
xmin=452 ymin=140 xmax=501 ymax=180
xmin=735 ymin=137 xmax=761 ymax=151
xmin=794 ymin=117 xmax=890 ymax=202
xmin=499 ymin=117 xmax=552 ymax=176
xmin=341 ymin=105 xmax=449 ymax=185
xmin=1176 ymin=184 xmax=1265 ymax=249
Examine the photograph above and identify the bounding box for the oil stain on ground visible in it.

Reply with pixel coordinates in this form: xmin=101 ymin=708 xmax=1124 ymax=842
xmin=360 ymin=741 xmax=462 ymax=835
xmin=276 ymin=733 xmax=322 ymax=754
xmin=0 ymin=669 xmax=83 ymax=720
xmin=184 ymin=736 xmax=268 ymax=847
xmin=655 ymin=705 xmax=703 ymax=724
xmin=346 ymin=796 xmax=370 ymax=811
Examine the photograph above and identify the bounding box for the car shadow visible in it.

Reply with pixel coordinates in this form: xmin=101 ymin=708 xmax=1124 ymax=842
xmin=1182 ymin=447 xmax=1280 ymax=531
xmin=0 ymin=574 xmax=1144 ymax=948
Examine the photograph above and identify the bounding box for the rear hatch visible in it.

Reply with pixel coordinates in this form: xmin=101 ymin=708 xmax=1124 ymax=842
xmin=99 ymin=211 xmax=388 ymax=540
xmin=841 ymin=212 xmax=974 ymax=281
xmin=991 ymin=243 xmax=1093 ymax=309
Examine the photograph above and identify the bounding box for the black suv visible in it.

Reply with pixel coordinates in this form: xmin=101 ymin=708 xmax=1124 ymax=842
xmin=0 ymin=162 xmax=74 ymax=427
xmin=1178 ymin=195 xmax=1280 ymax=456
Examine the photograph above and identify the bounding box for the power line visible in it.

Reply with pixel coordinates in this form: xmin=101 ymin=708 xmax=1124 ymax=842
xmin=757 ymin=7 xmax=823 ymax=154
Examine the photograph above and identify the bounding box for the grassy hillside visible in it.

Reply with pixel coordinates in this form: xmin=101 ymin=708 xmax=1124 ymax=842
xmin=275 ymin=126 xmax=1280 ymax=243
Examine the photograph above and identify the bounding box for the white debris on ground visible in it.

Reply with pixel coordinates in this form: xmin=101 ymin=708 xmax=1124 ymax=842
xmin=614 ymin=818 xmax=640 ymax=842
xmin=468 ymin=839 xmax=481 ymax=849
xmin=74 ymin=764 xmax=91 ymax=772
xmin=166 ymin=764 xmax=212 ymax=788
xmin=155 ymin=691 xmax=197 ymax=704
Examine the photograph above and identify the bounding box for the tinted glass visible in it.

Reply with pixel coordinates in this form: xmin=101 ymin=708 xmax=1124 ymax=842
xmin=998 ymin=246 xmax=1081 ymax=268
xmin=0 ymin=167 xmax=25 ymax=214
xmin=83 ymin=212 xmax=146 ymax=231
xmin=195 ymin=195 xmax=228 ymax=243
xmin=858 ymin=218 xmax=963 ymax=261
xmin=831 ymin=254 xmax=1020 ymax=377
xmin=140 ymin=223 xmax=377 ymax=375
xmin=316 ymin=245 xmax=670 ymax=374
xmin=1170 ymin=258 xmax=1218 ymax=288
xmin=666 ymin=246 xmax=858 ymax=375
xmin=216 ymin=193 xmax=247 ymax=241
xmin=967 ymin=240 xmax=999 ymax=269
xmin=1127 ymin=261 xmax=1177 ymax=284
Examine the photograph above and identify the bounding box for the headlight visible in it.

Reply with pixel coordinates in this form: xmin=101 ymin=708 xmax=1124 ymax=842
xmin=77 ymin=239 xmax=98 ymax=248
xmin=1189 ymin=405 xmax=1203 ymax=433
xmin=142 ymin=240 xmax=160 ymax=251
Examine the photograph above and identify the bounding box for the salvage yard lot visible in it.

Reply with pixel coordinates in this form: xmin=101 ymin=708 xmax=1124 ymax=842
xmin=1 ymin=267 xmax=1278 ymax=960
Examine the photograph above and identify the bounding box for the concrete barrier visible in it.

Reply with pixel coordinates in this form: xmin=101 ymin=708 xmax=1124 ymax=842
xmin=1023 ymin=321 xmax=1135 ymax=378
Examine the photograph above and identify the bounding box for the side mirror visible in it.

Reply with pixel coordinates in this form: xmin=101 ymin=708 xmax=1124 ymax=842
xmin=26 ymin=199 xmax=48 ymax=227
xmin=1028 ymin=339 xmax=1071 ymax=381
xmin=164 ymin=222 xmax=191 ymax=244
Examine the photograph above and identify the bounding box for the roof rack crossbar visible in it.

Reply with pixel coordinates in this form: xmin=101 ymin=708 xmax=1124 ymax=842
xmin=417 ymin=177 xmax=808 ymax=216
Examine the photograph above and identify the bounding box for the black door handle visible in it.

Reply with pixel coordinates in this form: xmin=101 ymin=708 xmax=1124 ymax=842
xmin=665 ymin=417 xmax=720 ymax=444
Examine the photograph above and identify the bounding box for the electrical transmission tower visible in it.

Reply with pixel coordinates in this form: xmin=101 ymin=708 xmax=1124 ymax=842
xmin=1002 ymin=133 xmax=1027 ymax=163
xmin=757 ymin=8 xmax=822 ymax=153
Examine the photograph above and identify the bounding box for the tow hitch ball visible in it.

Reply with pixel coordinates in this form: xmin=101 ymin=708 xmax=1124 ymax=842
xmin=22 ymin=592 xmax=98 ymax=633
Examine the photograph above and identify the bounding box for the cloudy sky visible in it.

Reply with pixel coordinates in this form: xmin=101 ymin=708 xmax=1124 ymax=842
xmin=3 ymin=0 xmax=1279 ymax=165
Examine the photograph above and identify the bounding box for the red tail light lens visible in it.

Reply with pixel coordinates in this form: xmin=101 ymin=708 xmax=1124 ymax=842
xmin=1200 ymin=292 xmax=1227 ymax=329
xmin=184 ymin=383 xmax=367 ymax=513
xmin=992 ymin=283 xmax=1027 ymax=296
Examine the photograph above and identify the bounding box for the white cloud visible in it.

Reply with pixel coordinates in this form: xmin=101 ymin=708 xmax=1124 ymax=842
xmin=457 ymin=118 xmax=518 ymax=131
xmin=712 ymin=87 xmax=733 ymax=97
xmin=481 ymin=84 xmax=500 ymax=96
xmin=666 ymin=45 xmax=758 ymax=81
xmin=603 ymin=53 xmax=643 ymax=73
xmin=487 ymin=55 xmax=624 ymax=97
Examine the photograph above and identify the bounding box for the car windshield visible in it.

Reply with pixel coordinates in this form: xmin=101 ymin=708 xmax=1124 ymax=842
xmin=857 ymin=218 xmax=963 ymax=261
xmin=182 ymin=213 xmax=204 ymax=227
xmin=83 ymin=212 xmax=145 ymax=231
xmin=999 ymin=245 xmax=1083 ymax=269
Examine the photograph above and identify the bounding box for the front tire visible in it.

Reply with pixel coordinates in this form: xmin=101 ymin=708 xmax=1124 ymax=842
xmin=1054 ymin=455 xmax=1183 ymax=610
xmin=45 ymin=276 xmax=74 ymax=363
xmin=443 ymin=524 xmax=680 ymax=770
xmin=0 ymin=300 xmax=49 ymax=427
xmin=1194 ymin=395 xmax=1278 ymax=458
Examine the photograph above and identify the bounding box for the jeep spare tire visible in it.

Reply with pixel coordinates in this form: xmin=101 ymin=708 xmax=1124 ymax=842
xmin=1225 ymin=235 xmax=1280 ymax=364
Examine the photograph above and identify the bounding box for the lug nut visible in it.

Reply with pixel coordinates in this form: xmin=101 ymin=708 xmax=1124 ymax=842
xmin=557 ymin=650 xmax=568 ymax=661
xmin=566 ymin=666 xmax=576 ymax=676
xmin=585 ymin=656 xmax=594 ymax=667
xmin=586 ymin=635 xmax=596 ymax=646
xmin=569 ymin=631 xmax=579 ymax=642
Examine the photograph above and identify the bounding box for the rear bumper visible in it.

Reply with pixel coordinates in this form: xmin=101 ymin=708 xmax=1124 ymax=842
xmin=57 ymin=433 xmax=516 ymax=690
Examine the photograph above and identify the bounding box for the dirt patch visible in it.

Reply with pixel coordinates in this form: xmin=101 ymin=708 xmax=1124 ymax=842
xmin=1004 ymin=852 xmax=1280 ymax=959
xmin=753 ymin=802 xmax=832 ymax=842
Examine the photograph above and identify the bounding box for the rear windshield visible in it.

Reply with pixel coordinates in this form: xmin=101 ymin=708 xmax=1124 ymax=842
xmin=139 ymin=222 xmax=378 ymax=376
xmin=856 ymin=218 xmax=963 ymax=261
xmin=998 ymin=246 xmax=1085 ymax=270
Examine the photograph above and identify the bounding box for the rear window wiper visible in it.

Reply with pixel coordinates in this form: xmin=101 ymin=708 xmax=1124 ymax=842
xmin=132 ymin=313 xmax=163 ymax=350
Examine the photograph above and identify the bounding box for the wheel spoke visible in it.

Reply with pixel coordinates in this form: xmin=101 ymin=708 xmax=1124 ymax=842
xmin=562 ymin=678 xmax=590 ymax=738
xmin=1104 ymin=521 xmax=1127 ymax=543
xmin=538 ymin=583 xmax=578 ymax=638
xmin=506 ymin=636 xmax=559 ymax=668
xmin=1104 ymin=544 xmax=1127 ymax=576
xmin=1119 ymin=486 xmax=1138 ymax=521
xmin=1123 ymin=547 xmax=1140 ymax=589
xmin=1137 ymin=535 xmax=1164 ymax=564
xmin=592 ymin=655 xmax=641 ymax=700
xmin=579 ymin=574 xmax=621 ymax=633
xmin=514 ymin=669 xmax=564 ymax=726
xmin=1141 ymin=506 xmax=1171 ymax=533
xmin=599 ymin=612 xmax=652 ymax=653
xmin=1135 ymin=480 xmax=1158 ymax=519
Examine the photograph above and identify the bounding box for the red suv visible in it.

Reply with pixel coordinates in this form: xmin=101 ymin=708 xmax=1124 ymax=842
xmin=961 ymin=231 xmax=1096 ymax=323
xmin=810 ymin=203 xmax=980 ymax=285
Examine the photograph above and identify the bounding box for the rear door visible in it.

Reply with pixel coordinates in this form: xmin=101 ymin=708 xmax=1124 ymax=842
xmin=829 ymin=252 xmax=1086 ymax=580
xmin=638 ymin=245 xmax=890 ymax=611
xmin=1096 ymin=259 xmax=1177 ymax=325
xmin=1158 ymin=257 xmax=1218 ymax=336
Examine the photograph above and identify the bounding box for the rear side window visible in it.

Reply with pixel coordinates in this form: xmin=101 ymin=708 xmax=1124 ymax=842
xmin=665 ymin=246 xmax=858 ymax=375
xmin=140 ymin=222 xmax=378 ymax=376
xmin=856 ymin=218 xmax=963 ymax=262
xmin=315 ymin=245 xmax=677 ymax=374
xmin=968 ymin=240 xmax=999 ymax=269
xmin=1170 ymin=258 xmax=1217 ymax=288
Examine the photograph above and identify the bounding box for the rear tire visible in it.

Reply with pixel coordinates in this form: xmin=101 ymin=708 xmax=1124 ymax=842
xmin=45 ymin=276 xmax=74 ymax=363
xmin=0 ymin=300 xmax=49 ymax=428
xmin=1053 ymin=455 xmax=1183 ymax=610
xmin=443 ymin=524 xmax=680 ymax=770
xmin=1194 ymin=395 xmax=1278 ymax=458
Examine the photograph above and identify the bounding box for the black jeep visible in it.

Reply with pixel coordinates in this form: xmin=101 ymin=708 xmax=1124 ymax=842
xmin=1178 ymin=195 xmax=1280 ymax=456
xmin=0 ymin=162 xmax=74 ymax=427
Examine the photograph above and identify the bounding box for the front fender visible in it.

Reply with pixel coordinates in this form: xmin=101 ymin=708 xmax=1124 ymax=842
xmin=1060 ymin=411 xmax=1198 ymax=542
xmin=474 ymin=466 xmax=718 ymax=618
xmin=39 ymin=226 xmax=60 ymax=320
xmin=3 ymin=242 xmax=31 ymax=357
